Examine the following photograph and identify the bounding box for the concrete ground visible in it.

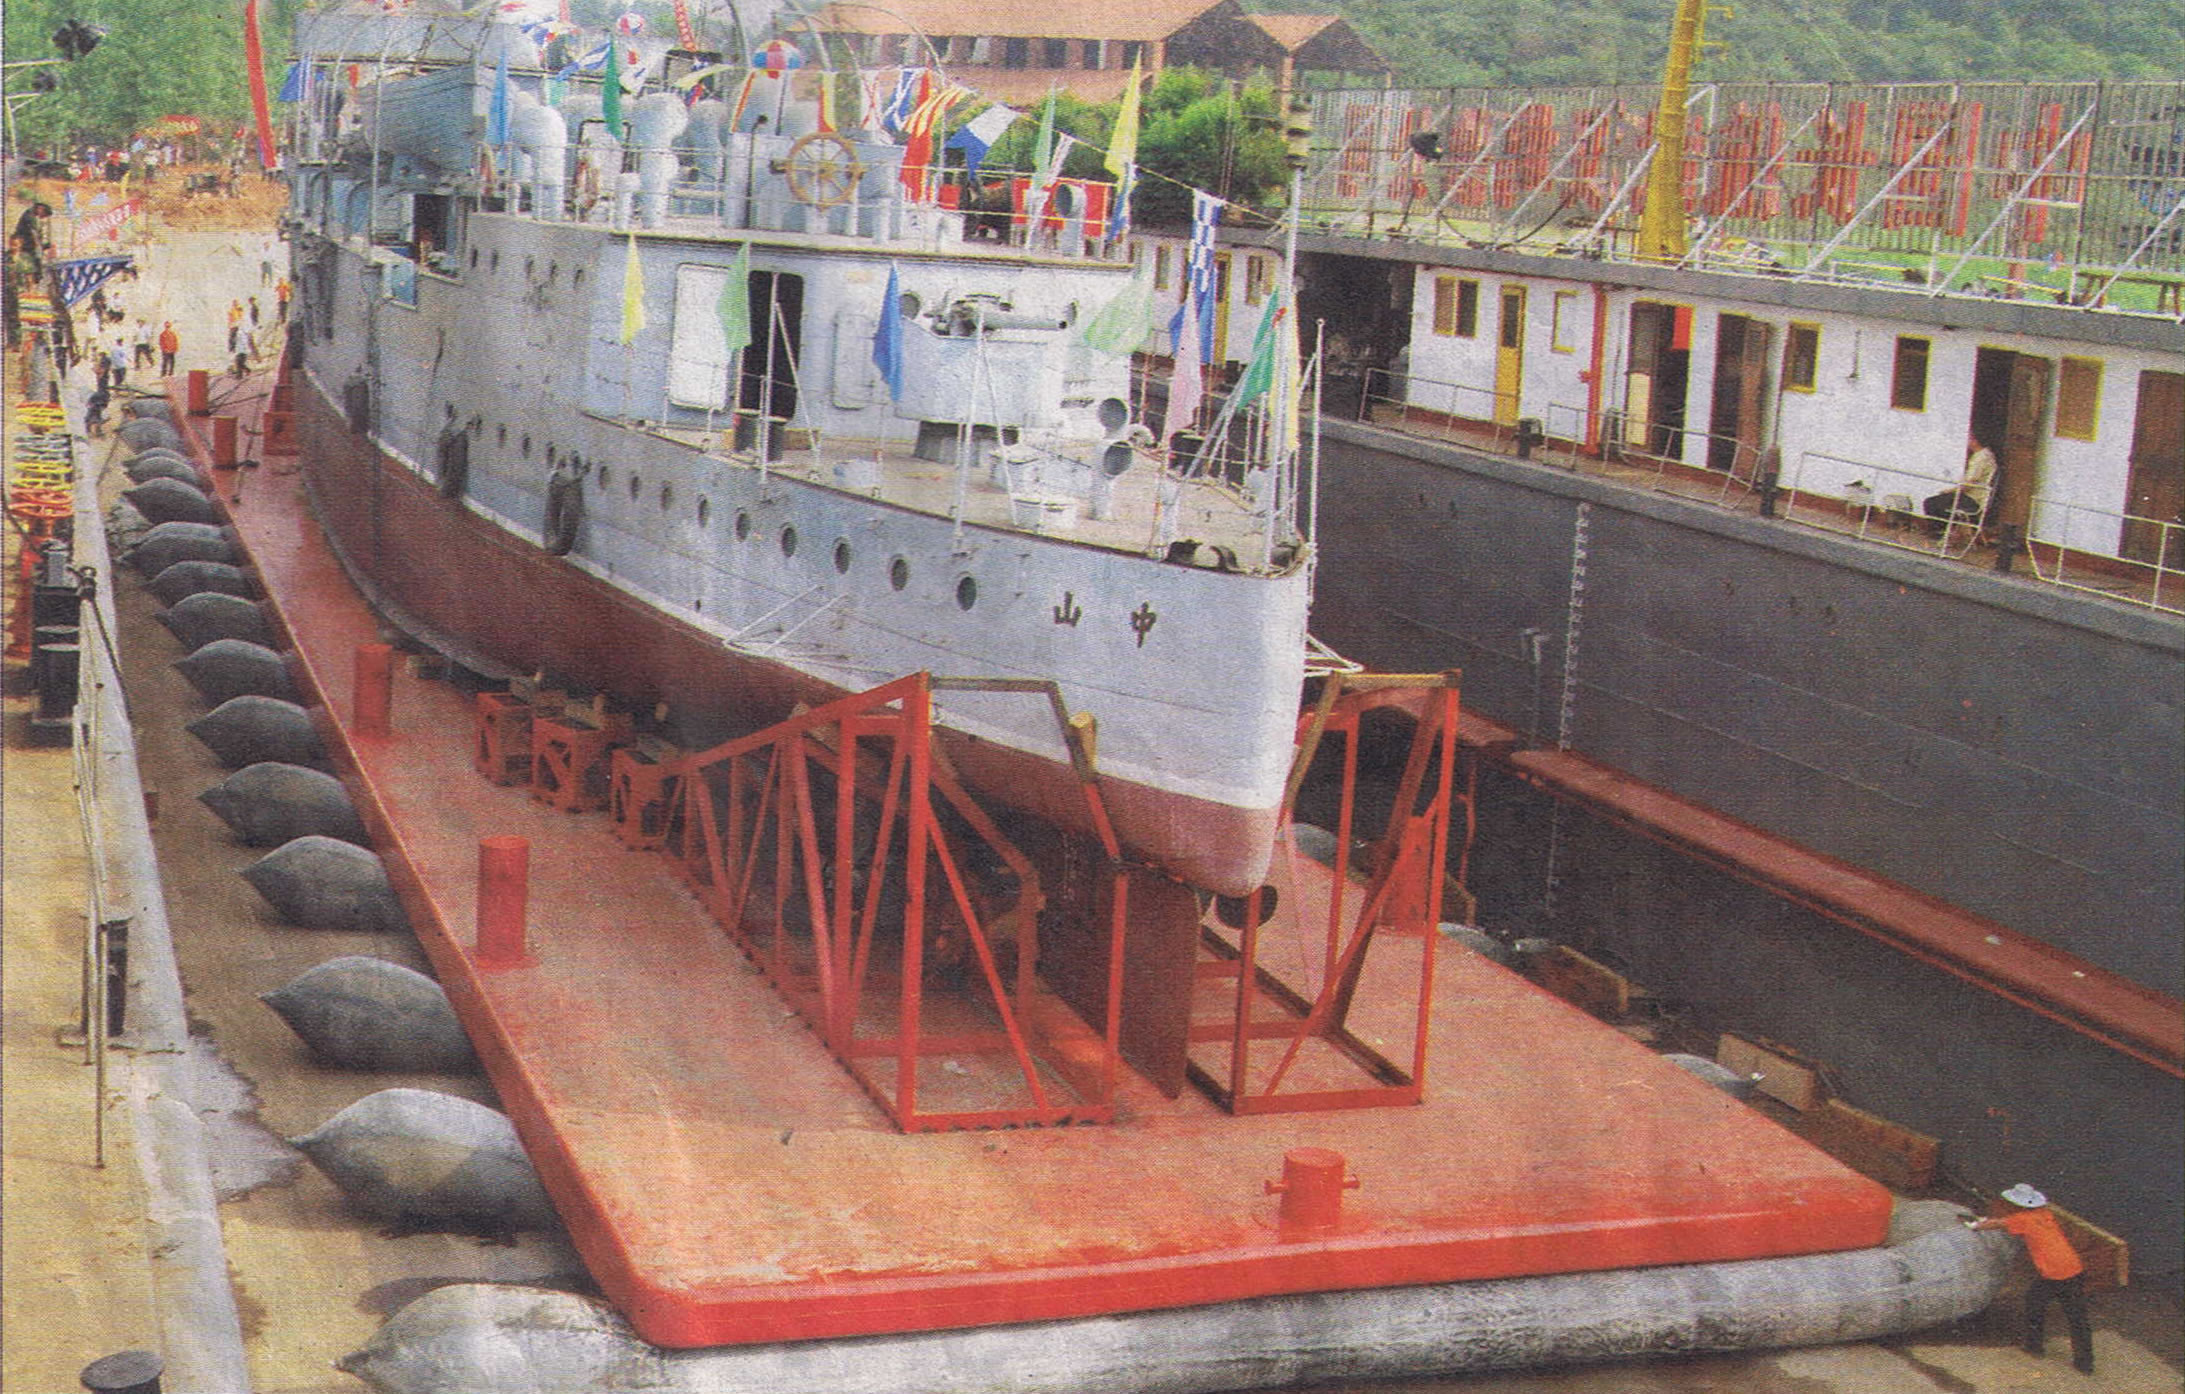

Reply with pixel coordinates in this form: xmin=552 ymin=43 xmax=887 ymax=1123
xmin=6 ymin=212 xmax=2180 ymax=1394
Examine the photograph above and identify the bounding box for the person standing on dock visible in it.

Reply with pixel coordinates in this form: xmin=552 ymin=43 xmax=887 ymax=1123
xmin=1969 ymin=1184 xmax=2095 ymax=1375
xmin=159 ymin=321 xmax=179 ymax=376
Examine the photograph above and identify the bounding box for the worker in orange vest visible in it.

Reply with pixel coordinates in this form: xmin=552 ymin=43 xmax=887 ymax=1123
xmin=1969 ymin=1184 xmax=2094 ymax=1375
xmin=158 ymin=321 xmax=180 ymax=376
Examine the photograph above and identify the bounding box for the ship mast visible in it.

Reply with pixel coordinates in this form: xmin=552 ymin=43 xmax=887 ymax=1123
xmin=1635 ymin=0 xmax=1710 ymax=261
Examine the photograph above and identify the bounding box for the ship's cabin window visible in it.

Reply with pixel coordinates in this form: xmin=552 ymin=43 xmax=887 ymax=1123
xmin=1432 ymin=276 xmax=1479 ymax=338
xmin=629 ymin=472 xmax=642 ymax=499
xmin=521 ymin=434 xmax=531 ymax=458
xmin=1121 ymin=41 xmax=1145 ymax=67
xmin=890 ymin=557 xmax=910 ymax=590
xmin=1244 ymin=255 xmax=1271 ymax=306
xmin=548 ymin=261 xmax=559 ymax=284
xmin=497 ymin=424 xmax=507 ymax=447
xmin=1002 ymin=37 xmax=1029 ymax=68
xmin=574 ymin=268 xmax=587 ymax=290
xmin=660 ymin=482 xmax=673 ymax=510
xmin=1083 ymin=40 xmax=1106 ymax=69
xmin=1154 ymin=245 xmax=1173 ymax=290
xmin=780 ymin=525 xmax=799 ymax=558
xmin=1551 ymin=290 xmax=1578 ymax=353
xmin=1890 ymin=336 xmax=1930 ymax=411
xmin=833 ymin=539 xmax=852 ymax=573
xmin=596 ymin=465 xmax=611 ymax=489
xmin=1043 ymin=38 xmax=1069 ymax=67
xmin=697 ymin=497 xmax=711 ymax=527
xmin=735 ymin=510 xmax=751 ymax=539
xmin=524 ymin=255 xmax=535 ymax=280
xmin=2055 ymin=357 xmax=2101 ymax=440
xmin=956 ymin=575 xmax=978 ymax=610
xmin=1783 ymin=323 xmax=1820 ymax=392
xmin=490 ymin=251 xmax=501 ymax=274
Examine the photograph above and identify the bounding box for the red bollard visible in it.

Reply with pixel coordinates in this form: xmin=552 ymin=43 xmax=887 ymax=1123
xmin=211 ymin=414 xmax=238 ymax=468
xmin=352 ymin=642 xmax=393 ymax=736
xmin=476 ymin=836 xmax=531 ymax=967
xmin=1265 ymin=1147 xmax=1358 ymax=1235
xmin=186 ymin=369 xmax=210 ymax=415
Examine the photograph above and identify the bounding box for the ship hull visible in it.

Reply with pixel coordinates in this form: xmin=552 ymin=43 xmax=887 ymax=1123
xmin=295 ymin=380 xmax=1281 ymax=894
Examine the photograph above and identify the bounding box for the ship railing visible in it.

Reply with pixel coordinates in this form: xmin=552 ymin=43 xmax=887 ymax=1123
xmin=1356 ymin=366 xmax=1522 ymax=455
xmin=1780 ymin=449 xmax=1987 ymax=558
xmin=2018 ymin=498 xmax=2185 ymax=615
xmin=1356 ymin=368 xmax=1762 ymax=507
xmin=1552 ymin=406 xmax=1765 ymax=508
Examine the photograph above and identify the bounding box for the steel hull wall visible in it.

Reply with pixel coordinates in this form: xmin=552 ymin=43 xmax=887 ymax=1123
xmin=293 ymin=383 xmax=1279 ymax=894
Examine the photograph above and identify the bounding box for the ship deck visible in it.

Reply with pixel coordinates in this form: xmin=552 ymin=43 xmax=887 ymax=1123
xmin=197 ymin=385 xmax=1893 ymax=1350
xmin=638 ymin=419 xmax=1292 ymax=571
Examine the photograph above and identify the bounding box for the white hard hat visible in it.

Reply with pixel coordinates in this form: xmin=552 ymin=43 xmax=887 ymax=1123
xmin=2001 ymin=1183 xmax=2048 ymax=1209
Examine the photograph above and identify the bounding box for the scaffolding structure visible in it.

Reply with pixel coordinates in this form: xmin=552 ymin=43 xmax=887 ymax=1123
xmin=1306 ymin=79 xmax=2185 ymax=302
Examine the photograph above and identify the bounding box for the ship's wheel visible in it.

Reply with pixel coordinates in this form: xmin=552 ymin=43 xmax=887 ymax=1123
xmin=782 ymin=132 xmax=864 ymax=209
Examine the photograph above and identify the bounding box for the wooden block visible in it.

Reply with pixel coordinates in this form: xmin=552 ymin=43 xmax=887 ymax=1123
xmin=1533 ymin=946 xmax=1630 ymax=1018
xmin=1717 ymin=1033 xmax=1824 ymax=1112
xmin=1806 ymin=1098 xmax=1939 ymax=1191
xmin=2053 ymin=1205 xmax=2130 ymax=1291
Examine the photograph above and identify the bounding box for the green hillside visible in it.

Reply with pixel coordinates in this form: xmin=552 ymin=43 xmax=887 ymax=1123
xmin=1298 ymin=0 xmax=2185 ymax=87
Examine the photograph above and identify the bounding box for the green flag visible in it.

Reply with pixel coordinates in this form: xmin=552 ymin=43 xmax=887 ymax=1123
xmin=1031 ymin=92 xmax=1055 ymax=181
xmin=601 ymin=50 xmax=623 ymax=140
xmin=1233 ymin=288 xmax=1285 ymax=408
xmin=717 ymin=243 xmax=751 ymax=362
xmin=1078 ymin=273 xmax=1156 ymax=356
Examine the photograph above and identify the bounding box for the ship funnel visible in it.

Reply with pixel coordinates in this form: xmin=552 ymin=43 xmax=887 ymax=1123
xmin=629 ymin=93 xmax=690 ymax=227
xmin=511 ymin=94 xmax=568 ymax=221
xmin=681 ymin=100 xmax=729 ymax=193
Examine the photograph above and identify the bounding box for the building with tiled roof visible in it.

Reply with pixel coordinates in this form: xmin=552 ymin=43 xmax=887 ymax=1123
xmin=816 ymin=0 xmax=1305 ymax=104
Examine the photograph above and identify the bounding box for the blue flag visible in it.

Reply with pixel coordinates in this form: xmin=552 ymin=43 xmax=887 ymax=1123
xmin=276 ymin=61 xmax=308 ymax=103
xmin=872 ymin=264 xmax=905 ymax=402
xmin=488 ymin=54 xmax=510 ymax=148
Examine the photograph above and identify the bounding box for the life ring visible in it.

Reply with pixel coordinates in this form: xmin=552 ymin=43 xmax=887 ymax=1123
xmin=542 ymin=466 xmax=583 ymax=555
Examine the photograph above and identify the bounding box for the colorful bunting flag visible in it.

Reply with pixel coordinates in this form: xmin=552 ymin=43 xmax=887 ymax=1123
xmin=620 ymin=232 xmax=645 ymax=345
xmin=871 ymin=264 xmax=905 ymax=401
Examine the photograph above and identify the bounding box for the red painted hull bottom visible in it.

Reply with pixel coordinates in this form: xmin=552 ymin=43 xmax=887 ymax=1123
xmin=206 ymin=386 xmax=1893 ymax=1350
xmin=294 ymin=388 xmax=1278 ymax=896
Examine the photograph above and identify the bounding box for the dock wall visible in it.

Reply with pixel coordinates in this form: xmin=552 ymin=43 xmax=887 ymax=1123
xmin=1310 ymin=420 xmax=2185 ymax=1273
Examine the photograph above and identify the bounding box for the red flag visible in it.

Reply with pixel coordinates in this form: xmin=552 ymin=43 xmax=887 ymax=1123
xmin=242 ymin=0 xmax=277 ymax=169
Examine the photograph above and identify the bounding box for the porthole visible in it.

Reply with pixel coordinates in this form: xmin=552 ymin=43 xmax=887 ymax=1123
xmin=659 ymin=481 xmax=673 ymax=510
xmin=628 ymin=473 xmax=642 ymax=500
xmin=833 ymin=539 xmax=851 ymax=574
xmin=779 ymin=525 xmax=798 ymax=558
xmin=734 ymin=510 xmax=751 ymax=540
xmin=697 ymin=497 xmax=710 ymax=527
xmin=889 ymin=557 xmax=909 ymax=591
xmin=956 ymin=576 xmax=977 ymax=610
xmin=497 ymin=423 xmax=507 ymax=447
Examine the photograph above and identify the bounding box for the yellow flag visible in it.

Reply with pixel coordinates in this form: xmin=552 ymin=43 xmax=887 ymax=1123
xmin=1105 ymin=55 xmax=1142 ymax=179
xmin=619 ymin=232 xmax=645 ymax=345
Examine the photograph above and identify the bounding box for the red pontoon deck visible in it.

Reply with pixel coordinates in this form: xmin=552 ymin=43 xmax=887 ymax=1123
xmin=184 ymin=375 xmax=1891 ymax=1350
